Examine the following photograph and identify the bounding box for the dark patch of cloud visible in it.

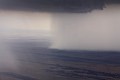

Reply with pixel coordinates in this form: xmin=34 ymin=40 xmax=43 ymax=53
xmin=0 ymin=0 xmax=119 ymax=12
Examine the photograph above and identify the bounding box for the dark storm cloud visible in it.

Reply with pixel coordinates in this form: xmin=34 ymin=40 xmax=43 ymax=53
xmin=0 ymin=0 xmax=120 ymax=12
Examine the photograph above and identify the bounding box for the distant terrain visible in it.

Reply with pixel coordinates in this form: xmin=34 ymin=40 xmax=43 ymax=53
xmin=0 ymin=39 xmax=120 ymax=80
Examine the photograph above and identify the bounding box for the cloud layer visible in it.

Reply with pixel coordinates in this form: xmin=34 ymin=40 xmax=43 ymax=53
xmin=0 ymin=0 xmax=119 ymax=12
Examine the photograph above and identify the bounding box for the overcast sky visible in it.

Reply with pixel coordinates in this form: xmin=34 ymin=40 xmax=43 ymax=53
xmin=0 ymin=10 xmax=51 ymax=38
xmin=0 ymin=1 xmax=120 ymax=51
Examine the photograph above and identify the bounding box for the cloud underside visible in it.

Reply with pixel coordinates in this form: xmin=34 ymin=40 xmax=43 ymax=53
xmin=0 ymin=0 xmax=120 ymax=12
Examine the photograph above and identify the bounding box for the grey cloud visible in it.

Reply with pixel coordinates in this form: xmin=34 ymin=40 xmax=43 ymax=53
xmin=0 ymin=0 xmax=119 ymax=12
